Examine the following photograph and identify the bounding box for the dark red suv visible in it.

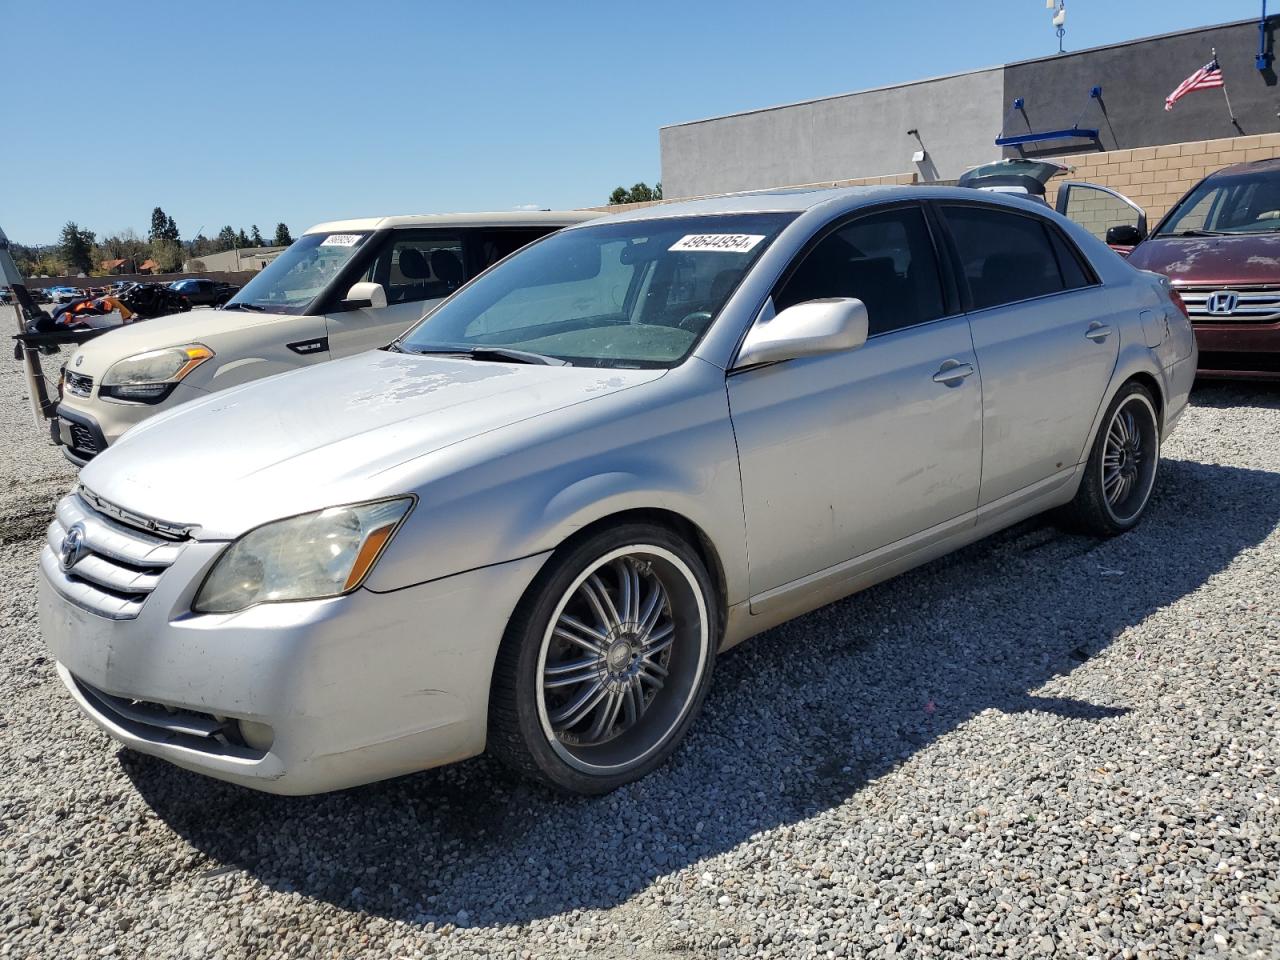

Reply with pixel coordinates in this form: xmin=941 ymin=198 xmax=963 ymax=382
xmin=1123 ymin=160 xmax=1280 ymax=380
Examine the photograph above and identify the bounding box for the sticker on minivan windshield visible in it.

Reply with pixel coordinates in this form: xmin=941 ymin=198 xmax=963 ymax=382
xmin=669 ymin=234 xmax=765 ymax=253
xmin=320 ymin=234 xmax=363 ymax=247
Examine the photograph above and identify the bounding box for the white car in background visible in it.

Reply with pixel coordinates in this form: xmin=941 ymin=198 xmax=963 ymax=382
xmin=51 ymin=211 xmax=598 ymax=464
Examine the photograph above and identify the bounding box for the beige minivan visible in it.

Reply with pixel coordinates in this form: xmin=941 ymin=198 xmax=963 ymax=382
xmin=52 ymin=211 xmax=598 ymax=464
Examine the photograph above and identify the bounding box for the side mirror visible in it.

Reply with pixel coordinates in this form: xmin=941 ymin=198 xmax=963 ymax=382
xmin=1106 ymin=224 xmax=1146 ymax=247
xmin=340 ymin=281 xmax=387 ymax=310
xmin=734 ymin=297 xmax=869 ymax=369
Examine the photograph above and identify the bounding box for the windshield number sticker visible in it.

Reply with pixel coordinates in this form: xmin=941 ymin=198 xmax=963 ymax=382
xmin=669 ymin=234 xmax=765 ymax=253
xmin=320 ymin=234 xmax=362 ymax=247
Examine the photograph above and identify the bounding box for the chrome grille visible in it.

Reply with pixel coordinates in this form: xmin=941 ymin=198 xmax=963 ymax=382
xmin=1175 ymin=285 xmax=1280 ymax=323
xmin=64 ymin=370 xmax=93 ymax=397
xmin=42 ymin=488 xmax=187 ymax=620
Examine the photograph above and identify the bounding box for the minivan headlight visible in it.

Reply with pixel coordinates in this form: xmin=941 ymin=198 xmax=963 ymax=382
xmin=193 ymin=498 xmax=414 ymax=614
xmin=100 ymin=344 xmax=213 ymax=402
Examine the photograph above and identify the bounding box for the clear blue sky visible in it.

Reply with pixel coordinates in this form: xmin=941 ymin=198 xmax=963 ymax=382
xmin=0 ymin=0 xmax=1266 ymax=244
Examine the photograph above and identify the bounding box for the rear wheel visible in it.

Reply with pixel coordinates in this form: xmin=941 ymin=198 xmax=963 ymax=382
xmin=1060 ymin=381 xmax=1161 ymax=536
xmin=488 ymin=524 xmax=717 ymax=794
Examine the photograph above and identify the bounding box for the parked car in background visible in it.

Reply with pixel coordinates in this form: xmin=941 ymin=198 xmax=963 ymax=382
xmin=958 ymin=158 xmax=1072 ymax=205
xmin=1119 ymin=159 xmax=1280 ymax=380
xmin=168 ymin=277 xmax=239 ymax=307
xmin=48 ymin=286 xmax=81 ymax=304
xmin=48 ymin=211 xmax=599 ymax=463
xmin=39 ymin=186 xmax=1195 ymax=796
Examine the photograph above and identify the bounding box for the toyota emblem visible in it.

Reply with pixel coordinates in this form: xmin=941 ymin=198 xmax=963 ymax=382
xmin=59 ymin=522 xmax=86 ymax=571
xmin=1205 ymin=291 xmax=1239 ymax=315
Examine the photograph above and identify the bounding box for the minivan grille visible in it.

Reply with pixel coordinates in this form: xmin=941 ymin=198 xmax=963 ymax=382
xmin=1175 ymin=285 xmax=1280 ymax=323
xmin=42 ymin=488 xmax=187 ymax=620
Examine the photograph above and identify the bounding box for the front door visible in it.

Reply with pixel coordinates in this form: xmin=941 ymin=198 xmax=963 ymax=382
xmin=727 ymin=204 xmax=983 ymax=597
xmin=325 ymin=230 xmax=466 ymax=356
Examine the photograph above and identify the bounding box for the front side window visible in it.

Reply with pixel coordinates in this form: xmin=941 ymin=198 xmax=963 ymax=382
xmin=225 ymin=231 xmax=372 ymax=315
xmin=365 ymin=233 xmax=465 ymax=305
xmin=941 ymin=205 xmax=1065 ymax=310
xmin=1156 ymin=171 xmax=1280 ymax=237
xmin=396 ymin=213 xmax=795 ymax=368
xmin=775 ymin=205 xmax=946 ymax=336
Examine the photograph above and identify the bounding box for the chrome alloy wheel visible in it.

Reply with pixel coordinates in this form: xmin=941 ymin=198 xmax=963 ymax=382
xmin=535 ymin=545 xmax=709 ymax=775
xmin=1101 ymin=393 xmax=1159 ymax=524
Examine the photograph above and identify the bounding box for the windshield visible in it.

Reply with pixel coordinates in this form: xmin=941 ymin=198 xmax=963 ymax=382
xmin=1156 ymin=171 xmax=1280 ymax=237
xmin=225 ymin=231 xmax=372 ymax=314
xmin=396 ymin=213 xmax=795 ymax=368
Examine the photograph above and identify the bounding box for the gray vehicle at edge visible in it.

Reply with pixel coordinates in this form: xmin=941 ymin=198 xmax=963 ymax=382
xmin=39 ymin=186 xmax=1197 ymax=795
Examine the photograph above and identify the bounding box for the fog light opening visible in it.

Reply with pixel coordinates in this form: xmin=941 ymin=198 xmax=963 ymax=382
xmin=237 ymin=720 xmax=275 ymax=752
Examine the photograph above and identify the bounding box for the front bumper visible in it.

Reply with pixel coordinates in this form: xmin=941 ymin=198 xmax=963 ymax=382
xmin=41 ymin=529 xmax=548 ymax=794
xmin=1192 ymin=321 xmax=1280 ymax=380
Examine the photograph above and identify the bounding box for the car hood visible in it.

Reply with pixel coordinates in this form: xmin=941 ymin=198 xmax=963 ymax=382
xmin=67 ymin=309 xmax=294 ymax=376
xmin=1127 ymin=234 xmax=1280 ymax=285
xmin=80 ymin=350 xmax=664 ymax=538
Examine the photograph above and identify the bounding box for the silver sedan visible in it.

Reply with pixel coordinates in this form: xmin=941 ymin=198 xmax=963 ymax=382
xmin=40 ymin=186 xmax=1197 ymax=795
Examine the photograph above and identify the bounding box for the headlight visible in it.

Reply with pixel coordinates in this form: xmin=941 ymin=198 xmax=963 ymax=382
xmin=193 ymin=498 xmax=414 ymax=614
xmin=100 ymin=344 xmax=213 ymax=402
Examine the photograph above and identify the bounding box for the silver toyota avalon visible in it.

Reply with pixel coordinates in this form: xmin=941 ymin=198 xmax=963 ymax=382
xmin=40 ymin=186 xmax=1197 ymax=795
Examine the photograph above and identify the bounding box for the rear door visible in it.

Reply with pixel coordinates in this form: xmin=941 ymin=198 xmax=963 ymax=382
xmin=937 ymin=202 xmax=1118 ymax=506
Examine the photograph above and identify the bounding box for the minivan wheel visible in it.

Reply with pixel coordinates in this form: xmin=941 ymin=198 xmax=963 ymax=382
xmin=1060 ymin=382 xmax=1161 ymax=537
xmin=488 ymin=524 xmax=717 ymax=794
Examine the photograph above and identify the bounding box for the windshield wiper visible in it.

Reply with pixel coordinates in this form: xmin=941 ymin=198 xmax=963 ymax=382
xmin=221 ymin=302 xmax=267 ymax=312
xmin=1166 ymin=229 xmax=1230 ymax=237
xmin=398 ymin=344 xmax=567 ymax=366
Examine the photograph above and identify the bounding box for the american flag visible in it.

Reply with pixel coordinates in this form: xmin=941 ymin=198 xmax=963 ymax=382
xmin=1165 ymin=58 xmax=1224 ymax=111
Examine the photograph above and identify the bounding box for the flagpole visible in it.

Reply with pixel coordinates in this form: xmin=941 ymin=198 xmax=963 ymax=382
xmin=1214 ymin=47 xmax=1237 ymax=121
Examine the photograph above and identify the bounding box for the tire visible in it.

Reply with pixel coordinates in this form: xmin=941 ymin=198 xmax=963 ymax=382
xmin=1059 ymin=381 xmax=1161 ymax=537
xmin=487 ymin=523 xmax=718 ymax=794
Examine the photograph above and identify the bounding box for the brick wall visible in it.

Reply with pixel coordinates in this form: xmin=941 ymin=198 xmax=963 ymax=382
xmin=1044 ymin=132 xmax=1280 ymax=236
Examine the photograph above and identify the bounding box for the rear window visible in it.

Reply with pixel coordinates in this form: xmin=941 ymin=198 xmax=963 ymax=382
xmin=941 ymin=205 xmax=1066 ymax=310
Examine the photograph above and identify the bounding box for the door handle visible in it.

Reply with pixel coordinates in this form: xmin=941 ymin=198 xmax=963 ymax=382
xmin=1085 ymin=321 xmax=1112 ymax=342
xmin=932 ymin=360 xmax=975 ymax=385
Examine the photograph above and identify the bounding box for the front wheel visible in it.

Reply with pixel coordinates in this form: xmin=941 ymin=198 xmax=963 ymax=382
xmin=1060 ymin=381 xmax=1161 ymax=536
xmin=488 ymin=524 xmax=717 ymax=794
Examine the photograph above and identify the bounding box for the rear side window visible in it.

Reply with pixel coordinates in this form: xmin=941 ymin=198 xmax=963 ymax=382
xmin=474 ymin=228 xmax=554 ymax=271
xmin=1047 ymin=227 xmax=1094 ymax=291
xmin=941 ymin=205 xmax=1065 ymax=310
xmin=775 ymin=205 xmax=946 ymax=336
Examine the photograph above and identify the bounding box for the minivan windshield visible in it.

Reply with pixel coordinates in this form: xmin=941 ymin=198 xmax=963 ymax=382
xmin=395 ymin=213 xmax=795 ymax=368
xmin=224 ymin=231 xmax=372 ymax=314
xmin=1156 ymin=171 xmax=1280 ymax=237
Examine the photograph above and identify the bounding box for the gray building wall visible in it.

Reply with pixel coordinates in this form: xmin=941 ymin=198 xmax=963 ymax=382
xmin=661 ymin=17 xmax=1280 ymax=200
xmin=1003 ymin=19 xmax=1280 ymax=158
xmin=660 ymin=68 xmax=1004 ymax=199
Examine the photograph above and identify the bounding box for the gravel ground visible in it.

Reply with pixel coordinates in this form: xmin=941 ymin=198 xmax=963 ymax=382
xmin=1 ymin=304 xmax=1277 ymax=959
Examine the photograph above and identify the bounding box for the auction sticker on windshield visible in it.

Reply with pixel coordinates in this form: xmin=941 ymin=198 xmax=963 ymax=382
xmin=669 ymin=234 xmax=765 ymax=253
xmin=320 ymin=234 xmax=363 ymax=247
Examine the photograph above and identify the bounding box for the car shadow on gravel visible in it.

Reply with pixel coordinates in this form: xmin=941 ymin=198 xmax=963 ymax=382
xmin=124 ymin=455 xmax=1280 ymax=929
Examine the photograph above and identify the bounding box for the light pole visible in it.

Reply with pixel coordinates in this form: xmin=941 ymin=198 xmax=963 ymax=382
xmin=1047 ymin=0 xmax=1067 ymax=54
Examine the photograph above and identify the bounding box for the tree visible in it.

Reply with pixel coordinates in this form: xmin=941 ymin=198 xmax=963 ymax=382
xmin=215 ymin=226 xmax=238 ymax=252
xmin=58 ymin=221 xmax=96 ymax=275
xmin=149 ymin=238 xmax=184 ymax=273
xmin=250 ymin=224 xmax=264 ymax=246
xmin=188 ymin=233 xmax=215 ymax=258
xmin=236 ymin=228 xmax=250 ymax=248
xmin=273 ymin=222 xmax=293 ymax=246
xmin=149 ymin=206 xmax=180 ymax=243
xmin=606 ymin=181 xmax=663 ymax=205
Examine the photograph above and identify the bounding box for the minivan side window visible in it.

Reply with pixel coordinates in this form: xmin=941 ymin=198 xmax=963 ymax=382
xmin=774 ymin=206 xmax=946 ymax=336
xmin=940 ymin=205 xmax=1067 ymax=310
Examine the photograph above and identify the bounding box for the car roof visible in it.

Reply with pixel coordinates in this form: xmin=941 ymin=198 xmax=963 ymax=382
xmin=577 ymin=184 xmax=1058 ymax=225
xmin=304 ymin=211 xmax=601 ymax=234
xmin=1207 ymin=157 xmax=1280 ymax=179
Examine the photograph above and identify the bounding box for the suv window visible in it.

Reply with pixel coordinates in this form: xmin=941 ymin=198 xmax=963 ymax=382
xmin=474 ymin=228 xmax=554 ymax=272
xmin=368 ymin=232 xmax=466 ymax=305
xmin=941 ymin=205 xmax=1065 ymax=310
xmin=775 ymin=206 xmax=945 ymax=336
